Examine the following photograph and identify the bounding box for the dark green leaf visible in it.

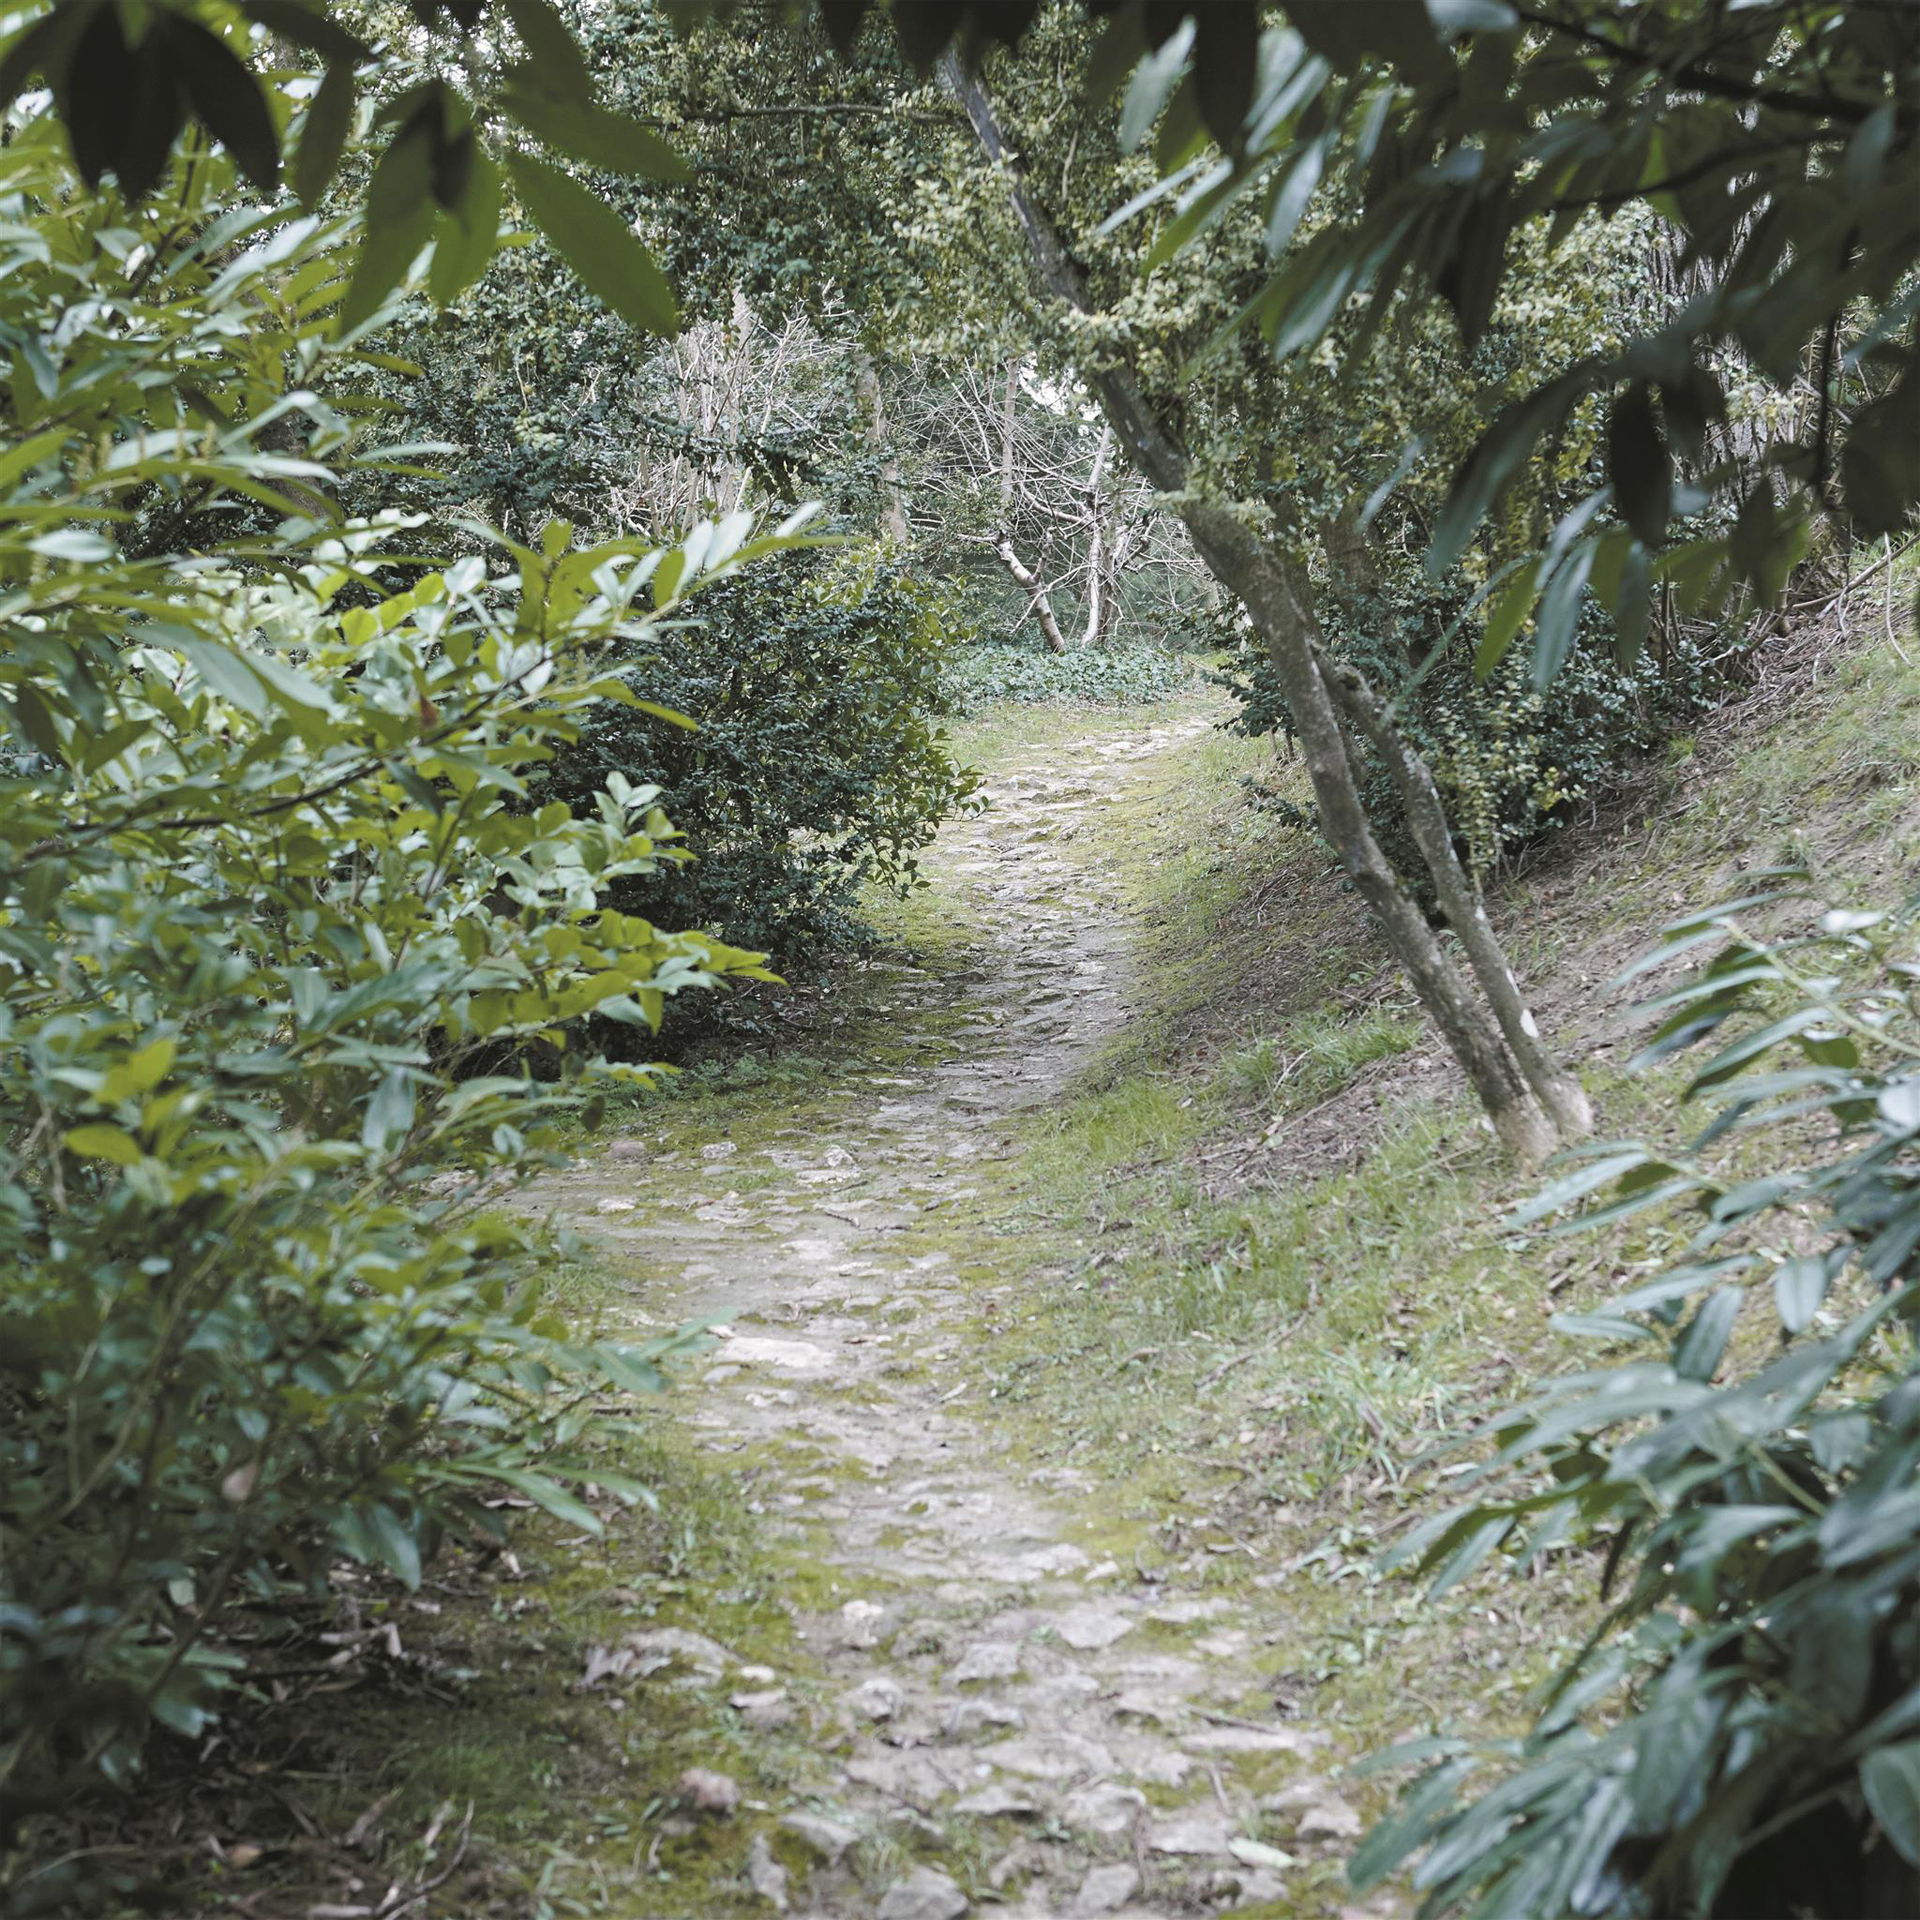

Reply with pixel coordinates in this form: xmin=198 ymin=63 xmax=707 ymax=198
xmin=1607 ymin=384 xmax=1670 ymax=549
xmin=502 ymin=85 xmax=691 ymax=180
xmin=505 ymin=153 xmax=679 ymax=335
xmin=292 ymin=62 xmax=356 ymax=211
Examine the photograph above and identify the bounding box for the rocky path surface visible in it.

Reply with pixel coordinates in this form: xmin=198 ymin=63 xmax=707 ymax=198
xmin=537 ymin=715 xmax=1380 ymax=1920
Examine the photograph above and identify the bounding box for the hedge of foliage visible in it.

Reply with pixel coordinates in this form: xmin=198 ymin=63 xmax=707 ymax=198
xmin=942 ymin=634 xmax=1198 ymax=714
xmin=0 ymin=97 xmax=779 ymax=1856
xmin=540 ymin=547 xmax=977 ymax=962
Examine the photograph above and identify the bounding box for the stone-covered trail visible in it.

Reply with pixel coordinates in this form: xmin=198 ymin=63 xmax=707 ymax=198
xmin=536 ymin=714 xmax=1384 ymax=1920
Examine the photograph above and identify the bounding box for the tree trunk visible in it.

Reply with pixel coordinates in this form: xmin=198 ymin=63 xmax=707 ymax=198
xmin=852 ymin=345 xmax=909 ymax=541
xmin=992 ymin=533 xmax=1070 ymax=652
xmin=944 ymin=56 xmax=1573 ymax=1166
xmin=1078 ymin=424 xmax=1114 ymax=647
xmin=1318 ymin=659 xmax=1593 ymax=1137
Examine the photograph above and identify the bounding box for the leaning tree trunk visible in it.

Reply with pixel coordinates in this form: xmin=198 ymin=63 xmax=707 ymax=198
xmin=992 ymin=532 xmax=1070 ymax=651
xmin=944 ymin=56 xmax=1575 ymax=1166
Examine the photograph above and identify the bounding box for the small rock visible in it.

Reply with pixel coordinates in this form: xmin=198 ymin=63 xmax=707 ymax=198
xmin=847 ymin=1676 xmax=903 ymax=1722
xmin=948 ymin=1640 xmax=1021 ymax=1686
xmin=1228 ymin=1837 xmax=1297 ymax=1871
xmin=1051 ymin=1604 xmax=1133 ymax=1651
xmin=1111 ymin=1687 xmax=1183 ymax=1727
xmin=945 ymin=1699 xmax=1023 ymax=1738
xmin=1185 ymin=1725 xmax=1317 ymax=1756
xmin=780 ymin=1811 xmax=858 ymax=1864
xmin=747 ymin=1833 xmax=789 ymax=1912
xmin=721 ymin=1335 xmax=835 ymax=1373
xmin=736 ymin=1662 xmax=778 ymax=1684
xmin=1149 ymin=1597 xmax=1235 ymax=1625
xmin=1074 ymin=1863 xmax=1141 ymax=1914
xmin=954 ymin=1783 xmax=1042 ymax=1817
xmin=1230 ymin=1869 xmax=1291 ymax=1907
xmin=730 ymin=1687 xmax=791 ymax=1731
xmin=980 ymin=1730 xmax=1115 ymax=1781
xmin=1082 ymin=1558 xmax=1121 ymax=1582
xmin=677 ymin=1767 xmax=740 ymax=1815
xmin=1148 ymin=1807 xmax=1232 ymax=1855
xmin=605 ymin=1137 xmax=648 ymax=1161
xmin=1061 ymin=1781 xmax=1146 ymax=1837
xmin=594 ymin=1197 xmax=636 ymax=1215
xmin=876 ymin=1865 xmax=968 ymax=1920
xmin=1296 ymin=1797 xmax=1363 ymax=1842
xmin=1138 ymin=1750 xmax=1198 ymax=1789
xmin=1016 ymin=1542 xmax=1090 ymax=1577
xmin=839 ymin=1599 xmax=888 ymax=1648
xmin=701 ymin=1140 xmax=738 ymax=1160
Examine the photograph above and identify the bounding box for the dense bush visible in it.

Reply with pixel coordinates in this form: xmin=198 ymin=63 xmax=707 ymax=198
xmin=1361 ymin=886 xmax=1920 ymax=1917
xmin=943 ymin=634 xmax=1198 ymax=713
xmin=0 ymin=97 xmax=775 ymax=1851
xmin=1218 ymin=571 xmax=1720 ymax=874
xmin=541 ymin=546 xmax=977 ymax=961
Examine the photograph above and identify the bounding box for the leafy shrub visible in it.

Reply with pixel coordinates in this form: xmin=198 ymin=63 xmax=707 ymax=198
xmin=943 ymin=635 xmax=1198 ymax=712
xmin=1359 ymin=883 xmax=1920 ymax=1918
xmin=0 ymin=102 xmax=776 ymax=1846
xmin=1218 ymin=569 xmax=1719 ymax=876
xmin=541 ymin=545 xmax=977 ymax=962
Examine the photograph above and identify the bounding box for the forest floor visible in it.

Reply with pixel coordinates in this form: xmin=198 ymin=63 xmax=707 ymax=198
xmin=167 ymin=615 xmax=1920 ymax=1920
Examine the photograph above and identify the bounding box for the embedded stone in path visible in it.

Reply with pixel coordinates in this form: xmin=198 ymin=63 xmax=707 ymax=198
xmin=1074 ymin=1863 xmax=1142 ymax=1914
xmin=715 ymin=1334 xmax=836 ymax=1373
xmin=946 ymin=1698 xmax=1024 ymax=1738
xmin=747 ymin=1832 xmax=789 ymax=1912
xmin=1061 ymin=1781 xmax=1146 ymax=1837
xmin=780 ymin=1811 xmax=859 ymax=1864
xmin=1051 ymin=1603 xmax=1135 ymax=1651
xmin=955 ymin=1782 xmax=1045 ymax=1817
xmin=1184 ymin=1724 xmax=1319 ymax=1756
xmin=980 ymin=1730 xmax=1116 ymax=1781
xmin=847 ymin=1675 xmax=904 ymax=1722
xmin=877 ymin=1865 xmax=969 ymax=1920
xmin=1148 ymin=1807 xmax=1234 ymax=1855
xmin=949 ymin=1640 xmax=1022 ymax=1685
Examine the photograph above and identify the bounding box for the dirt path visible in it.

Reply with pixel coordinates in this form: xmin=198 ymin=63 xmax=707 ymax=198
xmin=538 ymin=713 xmax=1379 ymax=1920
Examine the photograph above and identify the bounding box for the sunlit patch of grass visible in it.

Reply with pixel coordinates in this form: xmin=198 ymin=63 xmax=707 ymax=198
xmin=1227 ymin=1006 xmax=1423 ymax=1111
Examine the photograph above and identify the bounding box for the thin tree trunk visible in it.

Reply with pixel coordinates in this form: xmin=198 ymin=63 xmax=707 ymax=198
xmin=1079 ymin=424 xmax=1113 ymax=647
xmin=944 ymin=56 xmax=1570 ymax=1165
xmin=853 ymin=345 xmax=909 ymax=541
xmin=1318 ymin=659 xmax=1593 ymax=1136
xmin=992 ymin=534 xmax=1071 ymax=651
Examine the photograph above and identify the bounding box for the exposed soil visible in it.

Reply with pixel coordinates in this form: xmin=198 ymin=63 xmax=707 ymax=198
xmin=536 ymin=713 xmax=1391 ymax=1920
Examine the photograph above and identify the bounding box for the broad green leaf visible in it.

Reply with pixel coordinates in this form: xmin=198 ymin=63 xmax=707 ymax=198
xmin=293 ymin=62 xmax=356 ymax=212
xmin=1862 ymin=1742 xmax=1920 ymax=1869
xmin=64 ymin=1125 xmax=141 ymax=1165
xmin=342 ymin=121 xmax=436 ymax=331
xmin=504 ymin=153 xmax=679 ymax=336
xmin=1473 ymin=556 xmax=1542 ymax=679
xmin=428 ymin=152 xmax=502 ymax=308
xmin=502 ymin=87 xmax=690 ymax=180
xmin=101 ymin=1038 xmax=176 ymax=1104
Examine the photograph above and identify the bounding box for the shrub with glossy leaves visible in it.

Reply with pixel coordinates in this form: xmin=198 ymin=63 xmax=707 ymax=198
xmin=1359 ymin=883 xmax=1920 ymax=1918
xmin=0 ymin=94 xmax=777 ymax=1840
xmin=543 ymin=545 xmax=977 ymax=961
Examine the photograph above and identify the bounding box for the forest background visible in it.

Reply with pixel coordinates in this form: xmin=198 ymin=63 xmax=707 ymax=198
xmin=1 ymin=3 xmax=1918 ymax=1917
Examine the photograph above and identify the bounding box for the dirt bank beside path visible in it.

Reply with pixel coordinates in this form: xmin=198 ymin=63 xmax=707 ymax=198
xmin=538 ymin=706 xmax=1387 ymax=1920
